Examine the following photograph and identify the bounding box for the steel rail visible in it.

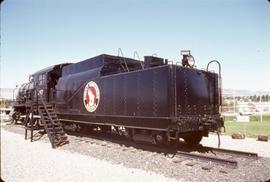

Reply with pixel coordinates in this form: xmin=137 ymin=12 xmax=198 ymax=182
xmin=66 ymin=130 xmax=239 ymax=168
xmin=204 ymin=146 xmax=258 ymax=158
xmin=176 ymin=151 xmax=238 ymax=168
xmin=65 ymin=130 xmax=257 ymax=168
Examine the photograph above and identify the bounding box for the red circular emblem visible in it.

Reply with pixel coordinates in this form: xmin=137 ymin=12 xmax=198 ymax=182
xmin=83 ymin=81 xmax=100 ymax=112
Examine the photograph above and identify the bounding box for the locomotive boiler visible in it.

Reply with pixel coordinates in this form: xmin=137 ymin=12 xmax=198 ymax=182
xmin=13 ymin=50 xmax=224 ymax=148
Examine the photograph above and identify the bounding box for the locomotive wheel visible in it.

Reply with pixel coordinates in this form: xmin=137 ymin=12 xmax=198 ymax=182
xmin=183 ymin=132 xmax=203 ymax=146
xmin=115 ymin=126 xmax=132 ymax=139
xmin=167 ymin=138 xmax=180 ymax=148
xmin=121 ymin=128 xmax=133 ymax=140
xmin=99 ymin=125 xmax=111 ymax=134
xmin=79 ymin=124 xmax=94 ymax=133
xmin=154 ymin=131 xmax=167 ymax=146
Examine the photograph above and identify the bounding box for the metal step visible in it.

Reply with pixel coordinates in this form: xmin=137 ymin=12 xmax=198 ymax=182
xmin=37 ymin=101 xmax=68 ymax=148
xmin=48 ymin=128 xmax=63 ymax=132
xmin=56 ymin=135 xmax=68 ymax=140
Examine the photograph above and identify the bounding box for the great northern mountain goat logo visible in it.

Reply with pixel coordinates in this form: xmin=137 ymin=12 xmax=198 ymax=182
xmin=83 ymin=81 xmax=100 ymax=112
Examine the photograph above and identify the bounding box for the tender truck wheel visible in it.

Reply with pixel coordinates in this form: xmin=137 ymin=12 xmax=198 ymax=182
xmin=183 ymin=132 xmax=203 ymax=146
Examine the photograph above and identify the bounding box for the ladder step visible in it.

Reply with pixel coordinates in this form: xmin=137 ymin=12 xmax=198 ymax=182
xmin=55 ymin=140 xmax=69 ymax=147
xmin=55 ymin=135 xmax=68 ymax=141
xmin=48 ymin=128 xmax=63 ymax=132
xmin=52 ymin=123 xmax=61 ymax=126
xmin=43 ymin=117 xmax=58 ymax=121
xmin=43 ymin=116 xmax=58 ymax=120
xmin=37 ymin=102 xmax=68 ymax=148
xmin=43 ymin=113 xmax=57 ymax=116
xmin=56 ymin=131 xmax=66 ymax=135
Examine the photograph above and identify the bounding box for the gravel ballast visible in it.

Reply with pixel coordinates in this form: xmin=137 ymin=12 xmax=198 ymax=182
xmin=1 ymin=124 xmax=270 ymax=182
xmin=1 ymin=129 xmax=177 ymax=182
xmin=201 ymin=134 xmax=270 ymax=158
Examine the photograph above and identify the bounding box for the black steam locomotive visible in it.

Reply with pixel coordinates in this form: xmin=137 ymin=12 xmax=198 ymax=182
xmin=13 ymin=50 xmax=224 ymax=147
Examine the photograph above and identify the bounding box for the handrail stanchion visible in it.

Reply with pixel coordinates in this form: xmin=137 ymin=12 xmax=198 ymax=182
xmin=118 ymin=48 xmax=129 ymax=72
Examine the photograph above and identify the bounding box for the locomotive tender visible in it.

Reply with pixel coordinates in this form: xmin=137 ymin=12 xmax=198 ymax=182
xmin=13 ymin=50 xmax=224 ymax=146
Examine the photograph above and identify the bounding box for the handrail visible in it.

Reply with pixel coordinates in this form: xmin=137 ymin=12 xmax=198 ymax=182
xmin=176 ymin=61 xmax=181 ymax=67
xmin=118 ymin=48 xmax=129 ymax=72
xmin=133 ymin=51 xmax=144 ymax=69
xmin=206 ymin=60 xmax=221 ymax=76
xmin=206 ymin=60 xmax=222 ymax=110
xmin=57 ymin=81 xmax=88 ymax=104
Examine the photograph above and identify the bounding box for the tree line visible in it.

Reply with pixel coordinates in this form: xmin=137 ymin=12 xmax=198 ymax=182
xmin=224 ymin=94 xmax=269 ymax=102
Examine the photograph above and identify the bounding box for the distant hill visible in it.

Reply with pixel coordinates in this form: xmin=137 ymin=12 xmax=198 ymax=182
xmin=223 ymin=89 xmax=269 ymax=97
xmin=0 ymin=88 xmax=14 ymax=100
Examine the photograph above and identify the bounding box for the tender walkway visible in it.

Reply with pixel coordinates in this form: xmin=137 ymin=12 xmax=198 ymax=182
xmin=1 ymin=129 xmax=176 ymax=182
xmin=201 ymin=134 xmax=270 ymax=158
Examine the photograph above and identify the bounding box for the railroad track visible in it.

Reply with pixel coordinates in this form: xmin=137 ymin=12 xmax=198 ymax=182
xmin=175 ymin=150 xmax=238 ymax=168
xmin=205 ymin=146 xmax=258 ymax=158
xmin=6 ymin=124 xmax=258 ymax=169
xmin=174 ymin=143 xmax=258 ymax=168
xmin=64 ymin=131 xmax=258 ymax=168
xmin=174 ymin=148 xmax=258 ymax=168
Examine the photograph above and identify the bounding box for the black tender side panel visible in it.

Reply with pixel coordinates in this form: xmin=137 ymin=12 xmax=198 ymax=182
xmin=57 ymin=65 xmax=171 ymax=118
xmin=176 ymin=67 xmax=219 ymax=115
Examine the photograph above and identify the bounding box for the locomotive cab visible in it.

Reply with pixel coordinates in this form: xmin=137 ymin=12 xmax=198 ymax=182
xmin=31 ymin=63 xmax=71 ymax=102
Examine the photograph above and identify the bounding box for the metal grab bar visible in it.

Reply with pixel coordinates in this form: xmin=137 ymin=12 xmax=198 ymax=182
xmin=61 ymin=80 xmax=89 ymax=104
xmin=133 ymin=51 xmax=144 ymax=69
xmin=118 ymin=48 xmax=129 ymax=72
xmin=206 ymin=60 xmax=221 ymax=76
xmin=206 ymin=60 xmax=222 ymax=108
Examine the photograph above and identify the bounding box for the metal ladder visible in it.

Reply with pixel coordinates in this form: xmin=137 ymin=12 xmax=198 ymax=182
xmin=38 ymin=100 xmax=68 ymax=148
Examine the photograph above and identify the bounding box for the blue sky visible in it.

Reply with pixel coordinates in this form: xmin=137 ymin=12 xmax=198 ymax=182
xmin=1 ymin=0 xmax=270 ymax=91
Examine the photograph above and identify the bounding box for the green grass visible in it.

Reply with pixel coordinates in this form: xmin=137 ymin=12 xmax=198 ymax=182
xmin=223 ymin=115 xmax=270 ymax=138
xmin=224 ymin=114 xmax=270 ymax=122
